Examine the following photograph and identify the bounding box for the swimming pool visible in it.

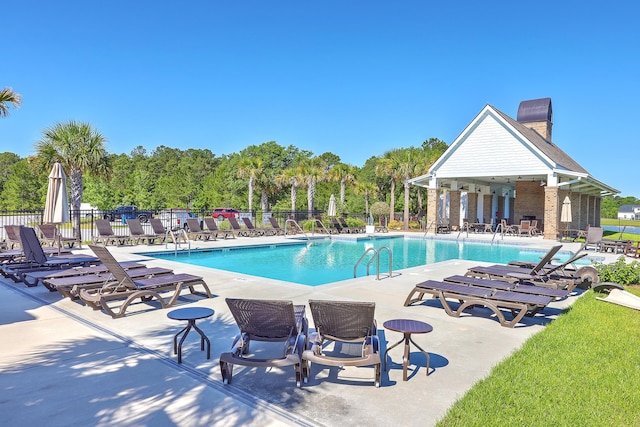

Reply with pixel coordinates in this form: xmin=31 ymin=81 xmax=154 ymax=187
xmin=145 ymin=237 xmax=582 ymax=286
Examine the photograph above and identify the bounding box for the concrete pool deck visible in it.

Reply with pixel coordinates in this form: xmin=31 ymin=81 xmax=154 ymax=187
xmin=0 ymin=232 xmax=618 ymax=426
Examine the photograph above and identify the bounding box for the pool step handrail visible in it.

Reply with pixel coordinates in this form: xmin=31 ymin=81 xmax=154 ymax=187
xmin=353 ymin=246 xmax=393 ymax=280
xmin=165 ymin=228 xmax=190 ymax=255
xmin=284 ymin=219 xmax=309 ymax=241
xmin=457 ymin=222 xmax=470 ymax=240
xmin=422 ymin=220 xmax=436 ymax=239
xmin=313 ymin=219 xmax=332 ymax=235
xmin=491 ymin=222 xmax=504 ymax=243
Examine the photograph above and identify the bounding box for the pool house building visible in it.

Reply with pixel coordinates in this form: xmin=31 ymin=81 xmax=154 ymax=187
xmin=409 ymin=98 xmax=618 ymax=239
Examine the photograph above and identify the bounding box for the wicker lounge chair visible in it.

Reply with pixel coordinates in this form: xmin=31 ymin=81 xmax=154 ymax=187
xmin=404 ymin=280 xmax=553 ymax=328
xmin=93 ymin=220 xmax=129 ymax=246
xmin=185 ymin=218 xmax=216 ymax=241
xmin=1 ymin=226 xmax=97 ymax=284
xmin=79 ymin=245 xmax=212 ymax=318
xmin=266 ymin=217 xmax=286 ymax=235
xmin=148 ymin=218 xmax=169 ymax=244
xmin=203 ymin=218 xmax=235 ymax=239
xmin=242 ymin=217 xmax=277 ymax=236
xmin=49 ymin=265 xmax=173 ymax=299
xmin=220 ymin=298 xmax=307 ymax=386
xmin=36 ymin=223 xmax=76 ymax=248
xmin=126 ymin=218 xmax=159 ymax=245
xmin=302 ymin=300 xmax=381 ymax=387
xmin=228 ymin=217 xmax=261 ymax=237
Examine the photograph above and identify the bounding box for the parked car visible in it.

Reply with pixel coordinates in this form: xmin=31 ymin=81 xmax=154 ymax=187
xmin=103 ymin=206 xmax=154 ymax=223
xmin=211 ymin=208 xmax=240 ymax=220
xmin=157 ymin=209 xmax=197 ymax=231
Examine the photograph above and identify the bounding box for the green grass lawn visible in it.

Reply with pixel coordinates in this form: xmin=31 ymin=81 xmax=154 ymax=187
xmin=436 ymin=289 xmax=640 ymax=426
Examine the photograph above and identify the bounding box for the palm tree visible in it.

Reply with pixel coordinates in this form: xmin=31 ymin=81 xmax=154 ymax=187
xmin=237 ymin=157 xmax=264 ymax=213
xmin=354 ymin=181 xmax=378 ymax=218
xmin=375 ymin=150 xmax=402 ymax=223
xmin=0 ymin=87 xmax=22 ymax=118
xmin=299 ymin=157 xmax=327 ymax=215
xmin=275 ymin=166 xmax=304 ymax=211
xmin=328 ymin=163 xmax=356 ymax=205
xmin=35 ymin=121 xmax=110 ymax=242
xmin=396 ymin=148 xmax=420 ymax=229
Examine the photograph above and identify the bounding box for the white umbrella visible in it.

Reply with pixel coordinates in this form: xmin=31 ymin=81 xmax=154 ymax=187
xmin=327 ymin=194 xmax=337 ymax=217
xmin=560 ymin=195 xmax=572 ymax=234
xmin=43 ymin=162 xmax=70 ymax=253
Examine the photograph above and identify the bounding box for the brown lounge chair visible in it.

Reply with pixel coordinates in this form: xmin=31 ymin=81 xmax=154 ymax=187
xmin=126 ymin=218 xmax=159 ymax=245
xmin=443 ymin=275 xmax=570 ymax=300
xmin=3 ymin=225 xmax=23 ymax=249
xmin=185 ymin=218 xmax=216 ymax=241
xmin=23 ymin=261 xmax=145 ymax=289
xmin=203 ymin=218 xmax=235 ymax=239
xmin=1 ymin=226 xmax=97 ymax=285
xmin=93 ymin=220 xmax=130 ymax=246
xmin=79 ymin=245 xmax=212 ymax=318
xmin=339 ymin=217 xmax=364 ymax=233
xmin=242 ymin=217 xmax=278 ymax=236
xmin=220 ymin=298 xmax=307 ymax=386
xmin=266 ymin=217 xmax=286 ymax=236
xmin=36 ymin=223 xmax=76 ymax=248
xmin=302 ymin=300 xmax=381 ymax=387
xmin=227 ymin=217 xmax=261 ymax=237
xmin=404 ymin=280 xmax=553 ymax=328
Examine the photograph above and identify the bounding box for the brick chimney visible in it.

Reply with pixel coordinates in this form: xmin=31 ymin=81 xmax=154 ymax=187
xmin=517 ymin=97 xmax=553 ymax=141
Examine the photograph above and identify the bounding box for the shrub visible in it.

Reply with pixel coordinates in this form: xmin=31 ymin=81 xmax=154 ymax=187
xmin=388 ymin=220 xmax=403 ymax=230
xmin=409 ymin=220 xmax=420 ymax=229
xmin=593 ymin=256 xmax=640 ymax=285
xmin=345 ymin=217 xmax=366 ymax=228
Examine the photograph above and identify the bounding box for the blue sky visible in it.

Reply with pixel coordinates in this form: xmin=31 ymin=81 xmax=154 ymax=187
xmin=3 ymin=1 xmax=639 ymax=196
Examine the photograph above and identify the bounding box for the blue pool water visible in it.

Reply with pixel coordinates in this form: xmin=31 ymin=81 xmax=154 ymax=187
xmin=146 ymin=237 xmax=582 ymax=286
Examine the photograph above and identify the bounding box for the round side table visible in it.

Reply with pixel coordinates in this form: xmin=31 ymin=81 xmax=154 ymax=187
xmin=383 ymin=319 xmax=432 ymax=381
xmin=167 ymin=307 xmax=214 ymax=363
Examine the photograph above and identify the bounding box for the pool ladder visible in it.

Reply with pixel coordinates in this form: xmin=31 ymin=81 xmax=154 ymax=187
xmin=353 ymin=246 xmax=393 ymax=280
xmin=284 ymin=219 xmax=310 ymax=241
xmin=165 ymin=228 xmax=191 ymax=255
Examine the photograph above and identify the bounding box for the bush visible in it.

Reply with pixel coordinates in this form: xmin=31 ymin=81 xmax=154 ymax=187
xmin=388 ymin=220 xmax=403 ymax=230
xmin=409 ymin=220 xmax=420 ymax=229
xmin=345 ymin=217 xmax=366 ymax=228
xmin=593 ymin=256 xmax=640 ymax=285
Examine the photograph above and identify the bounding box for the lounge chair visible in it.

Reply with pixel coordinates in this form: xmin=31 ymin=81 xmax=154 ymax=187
xmin=23 ymin=261 xmax=145 ymax=289
xmin=583 ymin=226 xmax=604 ymax=251
xmin=36 ymin=223 xmax=76 ymax=248
xmin=1 ymin=226 xmax=97 ymax=284
xmin=227 ymin=217 xmax=259 ymax=237
xmin=3 ymin=225 xmax=23 ymax=249
xmin=499 ymin=219 xmax=516 ymax=236
xmin=126 ymin=218 xmax=159 ymax=245
xmin=330 ymin=218 xmax=348 ymax=234
xmin=185 ymin=218 xmax=216 ymax=241
xmin=311 ymin=218 xmax=338 ymax=235
xmin=270 ymin=217 xmax=301 ymax=235
xmin=443 ymin=275 xmax=570 ymax=300
xmin=49 ymin=264 xmax=173 ymax=299
xmin=266 ymin=217 xmax=286 ymax=236
xmin=203 ymin=218 xmax=235 ymax=239
xmin=93 ymin=220 xmax=130 ymax=246
xmin=625 ymin=241 xmax=640 ymax=258
xmin=339 ymin=217 xmax=363 ymax=233
xmin=220 ymin=298 xmax=307 ymax=386
xmin=302 ymin=300 xmax=381 ymax=387
xmin=242 ymin=217 xmax=277 ymax=236
xmin=79 ymin=245 xmax=212 ymax=318
xmin=404 ymin=280 xmax=553 ymax=328
xmin=508 ymin=251 xmax=590 ymax=277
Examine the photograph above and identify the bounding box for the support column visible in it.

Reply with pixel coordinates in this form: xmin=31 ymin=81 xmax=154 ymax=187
xmin=426 ymin=188 xmax=439 ymax=235
xmin=467 ymin=192 xmax=478 ymax=223
xmin=449 ymin=190 xmax=461 ymax=230
xmin=543 ymin=186 xmax=559 ymax=240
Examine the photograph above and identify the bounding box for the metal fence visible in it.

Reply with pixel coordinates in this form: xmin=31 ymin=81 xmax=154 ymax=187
xmin=0 ymin=209 xmax=367 ymax=244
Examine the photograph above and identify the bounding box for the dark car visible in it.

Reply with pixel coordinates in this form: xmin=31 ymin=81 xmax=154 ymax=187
xmin=211 ymin=208 xmax=240 ymax=220
xmin=103 ymin=206 xmax=154 ymax=223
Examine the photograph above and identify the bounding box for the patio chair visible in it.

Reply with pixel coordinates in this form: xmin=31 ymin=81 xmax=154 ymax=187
xmin=3 ymin=225 xmax=22 ymax=249
xmin=203 ymin=218 xmax=235 ymax=239
xmin=266 ymin=217 xmax=286 ymax=236
xmin=79 ymin=245 xmax=212 ymax=318
xmin=517 ymin=220 xmax=532 ymax=237
xmin=49 ymin=264 xmax=173 ymax=299
xmin=227 ymin=217 xmax=258 ymax=237
xmin=499 ymin=219 xmax=516 ymax=236
xmin=583 ymin=226 xmax=604 ymax=251
xmin=302 ymin=300 xmax=381 ymax=387
xmin=126 ymin=218 xmax=159 ymax=245
xmin=242 ymin=217 xmax=277 ymax=236
xmin=404 ymin=280 xmax=553 ymax=328
xmin=148 ymin=218 xmax=171 ymax=244
xmin=185 ymin=218 xmax=216 ymax=241
xmin=443 ymin=275 xmax=570 ymax=300
xmin=93 ymin=220 xmax=130 ymax=246
xmin=220 ymin=298 xmax=307 ymax=386
xmin=1 ymin=226 xmax=97 ymax=284
xmin=23 ymin=261 xmax=145 ymax=289
xmin=36 ymin=223 xmax=76 ymax=248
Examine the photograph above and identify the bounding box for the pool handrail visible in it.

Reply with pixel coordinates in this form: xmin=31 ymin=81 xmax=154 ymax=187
xmin=354 ymin=246 xmax=393 ymax=280
xmin=284 ymin=219 xmax=309 ymax=241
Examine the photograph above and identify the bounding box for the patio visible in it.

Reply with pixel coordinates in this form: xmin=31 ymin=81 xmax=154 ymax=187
xmin=0 ymin=232 xmax=612 ymax=426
